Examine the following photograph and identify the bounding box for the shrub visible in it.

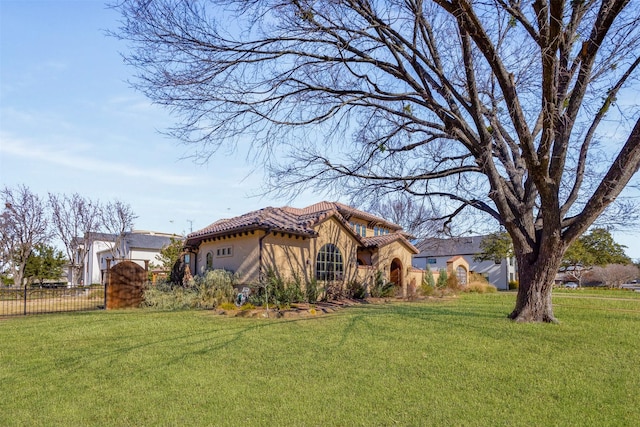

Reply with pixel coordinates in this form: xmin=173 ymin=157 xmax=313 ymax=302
xmin=219 ymin=302 xmax=236 ymax=310
xmin=424 ymin=267 xmax=436 ymax=288
xmin=347 ymin=280 xmax=367 ymax=299
xmin=142 ymin=286 xmax=196 ymax=310
xmin=446 ymin=273 xmax=460 ymax=290
xmin=370 ymin=271 xmax=395 ymax=298
xmin=283 ymin=275 xmax=305 ymax=305
xmin=421 ymin=270 xmax=436 ymax=296
xmin=240 ymin=303 xmax=255 ymax=310
xmin=323 ymin=280 xmax=345 ymax=301
xmin=306 ymin=278 xmax=319 ymax=303
xmin=421 ymin=283 xmax=435 ymax=296
xmin=465 ymin=282 xmax=498 ymax=294
xmin=193 ymin=270 xmax=237 ymax=309
xmin=252 ymin=269 xmax=306 ymax=307
xmin=469 ymin=273 xmax=489 ymax=284
xmin=436 ymin=269 xmax=448 ymax=289
xmin=142 ymin=269 xmax=236 ymax=310
xmin=508 ymin=280 xmax=519 ymax=290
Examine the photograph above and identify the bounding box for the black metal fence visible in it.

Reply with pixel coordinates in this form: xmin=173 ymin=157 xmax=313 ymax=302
xmin=0 ymin=284 xmax=106 ymax=317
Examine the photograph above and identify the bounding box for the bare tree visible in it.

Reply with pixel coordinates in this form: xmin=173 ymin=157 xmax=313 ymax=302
xmin=113 ymin=0 xmax=640 ymax=322
xmin=365 ymin=193 xmax=444 ymax=239
xmin=49 ymin=193 xmax=102 ymax=286
xmin=100 ymin=200 xmax=137 ymax=261
xmin=0 ymin=185 xmax=51 ymax=287
xmin=585 ymin=264 xmax=640 ymax=288
xmin=0 ymin=208 xmax=13 ymax=279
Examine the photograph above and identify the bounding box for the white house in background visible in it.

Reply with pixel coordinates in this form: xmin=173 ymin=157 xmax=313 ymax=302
xmin=412 ymin=236 xmax=517 ymax=290
xmin=80 ymin=231 xmax=181 ymax=285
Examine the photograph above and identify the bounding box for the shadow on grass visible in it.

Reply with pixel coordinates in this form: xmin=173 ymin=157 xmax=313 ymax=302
xmin=4 ymin=296 xmax=532 ymax=377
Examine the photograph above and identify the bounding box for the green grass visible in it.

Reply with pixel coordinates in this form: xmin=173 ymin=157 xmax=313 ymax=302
xmin=1 ymin=293 xmax=639 ymax=426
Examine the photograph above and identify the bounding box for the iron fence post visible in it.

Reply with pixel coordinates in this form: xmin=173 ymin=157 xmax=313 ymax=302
xmin=23 ymin=283 xmax=27 ymax=315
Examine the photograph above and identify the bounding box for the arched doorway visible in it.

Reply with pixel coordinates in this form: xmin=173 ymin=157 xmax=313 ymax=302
xmin=390 ymin=258 xmax=403 ymax=291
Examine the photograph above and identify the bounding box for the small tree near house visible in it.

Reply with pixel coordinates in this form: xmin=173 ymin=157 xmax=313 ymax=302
xmin=23 ymin=244 xmax=66 ymax=287
xmin=436 ymin=269 xmax=448 ymax=289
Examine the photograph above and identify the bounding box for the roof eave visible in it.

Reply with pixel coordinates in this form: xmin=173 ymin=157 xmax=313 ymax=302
xmin=186 ymin=225 xmax=316 ymax=247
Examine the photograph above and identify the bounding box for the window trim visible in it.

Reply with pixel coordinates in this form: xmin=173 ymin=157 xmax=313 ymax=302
xmin=216 ymin=246 xmax=233 ymax=258
xmin=316 ymin=243 xmax=344 ymax=281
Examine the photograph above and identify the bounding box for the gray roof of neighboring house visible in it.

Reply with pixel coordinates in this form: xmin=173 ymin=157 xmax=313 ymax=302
xmin=79 ymin=231 xmax=179 ymax=251
xmin=124 ymin=233 xmax=177 ymax=250
xmin=415 ymin=236 xmax=486 ymax=257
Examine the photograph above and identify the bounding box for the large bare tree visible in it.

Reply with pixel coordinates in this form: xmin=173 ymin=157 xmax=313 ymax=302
xmin=113 ymin=0 xmax=640 ymax=322
xmin=49 ymin=193 xmax=102 ymax=286
xmin=364 ymin=193 xmax=445 ymax=239
xmin=1 ymin=185 xmax=51 ymax=287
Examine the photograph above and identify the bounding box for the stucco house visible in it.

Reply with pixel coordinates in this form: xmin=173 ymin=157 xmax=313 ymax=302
xmin=184 ymin=201 xmax=446 ymax=295
xmin=80 ymin=231 xmax=180 ymax=285
xmin=413 ymin=236 xmax=517 ymax=290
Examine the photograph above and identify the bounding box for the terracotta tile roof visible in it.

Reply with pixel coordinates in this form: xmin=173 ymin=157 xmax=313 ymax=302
xmin=333 ymin=202 xmax=403 ymax=230
xmin=186 ymin=201 xmax=408 ymax=247
xmin=187 ymin=207 xmax=317 ymax=243
xmin=362 ymin=234 xmax=420 ymax=254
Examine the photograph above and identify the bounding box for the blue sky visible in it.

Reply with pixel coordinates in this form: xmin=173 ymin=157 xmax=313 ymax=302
xmin=1 ymin=1 xmax=639 ymax=260
xmin=0 ymin=0 xmax=321 ymax=237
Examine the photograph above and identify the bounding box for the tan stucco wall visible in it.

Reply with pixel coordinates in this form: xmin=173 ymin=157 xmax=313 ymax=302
xmin=262 ymin=232 xmax=312 ymax=283
xmin=375 ymin=240 xmax=416 ymax=295
xmin=195 ymin=232 xmax=261 ymax=283
xmin=191 ymin=218 xmax=361 ymax=287
xmin=447 ymin=256 xmax=469 ymax=285
xmin=311 ymin=217 xmax=360 ymax=283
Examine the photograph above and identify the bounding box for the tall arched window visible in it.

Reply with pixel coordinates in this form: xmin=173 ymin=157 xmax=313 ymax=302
xmin=316 ymin=244 xmax=343 ymax=281
xmin=456 ymin=265 xmax=467 ymax=285
xmin=206 ymin=252 xmax=213 ymax=270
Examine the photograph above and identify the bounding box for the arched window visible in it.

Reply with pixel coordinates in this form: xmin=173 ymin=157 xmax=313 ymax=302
xmin=206 ymin=252 xmax=213 ymax=270
xmin=456 ymin=265 xmax=467 ymax=285
xmin=316 ymin=244 xmax=343 ymax=281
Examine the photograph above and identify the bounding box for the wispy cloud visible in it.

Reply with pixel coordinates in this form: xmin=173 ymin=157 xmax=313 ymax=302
xmin=0 ymin=133 xmax=196 ymax=186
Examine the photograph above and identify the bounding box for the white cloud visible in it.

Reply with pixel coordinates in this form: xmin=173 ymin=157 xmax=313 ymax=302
xmin=0 ymin=133 xmax=196 ymax=186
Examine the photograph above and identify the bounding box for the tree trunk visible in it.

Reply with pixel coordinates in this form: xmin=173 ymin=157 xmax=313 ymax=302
xmin=13 ymin=261 xmax=26 ymax=288
xmin=509 ymin=245 xmax=564 ymax=323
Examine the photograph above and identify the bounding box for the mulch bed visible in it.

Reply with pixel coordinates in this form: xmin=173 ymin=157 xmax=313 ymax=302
xmin=211 ymin=296 xmax=452 ymax=319
xmin=212 ymin=298 xmax=378 ymax=319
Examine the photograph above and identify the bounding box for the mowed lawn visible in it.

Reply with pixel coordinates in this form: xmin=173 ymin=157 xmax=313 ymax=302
xmin=1 ymin=292 xmax=639 ymax=426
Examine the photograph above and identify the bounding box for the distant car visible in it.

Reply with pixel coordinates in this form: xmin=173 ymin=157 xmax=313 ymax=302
xmin=564 ymin=282 xmax=578 ymax=289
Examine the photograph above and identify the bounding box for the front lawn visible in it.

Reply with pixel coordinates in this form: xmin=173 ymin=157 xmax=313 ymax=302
xmin=1 ymin=293 xmax=638 ymax=426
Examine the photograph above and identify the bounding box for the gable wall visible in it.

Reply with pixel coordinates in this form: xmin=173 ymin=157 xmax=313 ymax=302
xmin=195 ymin=232 xmax=261 ymax=283
xmin=376 ymin=241 xmax=414 ymax=272
xmin=312 ymin=217 xmax=360 ymax=282
xmin=129 ymin=248 xmax=163 ymax=267
xmin=347 ymin=217 xmax=392 ymax=238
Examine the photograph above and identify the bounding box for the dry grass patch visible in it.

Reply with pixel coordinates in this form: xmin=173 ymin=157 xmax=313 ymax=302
xmin=464 ymin=273 xmax=498 ymax=293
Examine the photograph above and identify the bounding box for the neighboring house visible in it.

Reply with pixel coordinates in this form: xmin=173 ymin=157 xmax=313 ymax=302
xmin=79 ymin=231 xmax=180 ymax=285
xmin=184 ymin=201 xmax=453 ymax=295
xmin=413 ymin=236 xmax=517 ymax=290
